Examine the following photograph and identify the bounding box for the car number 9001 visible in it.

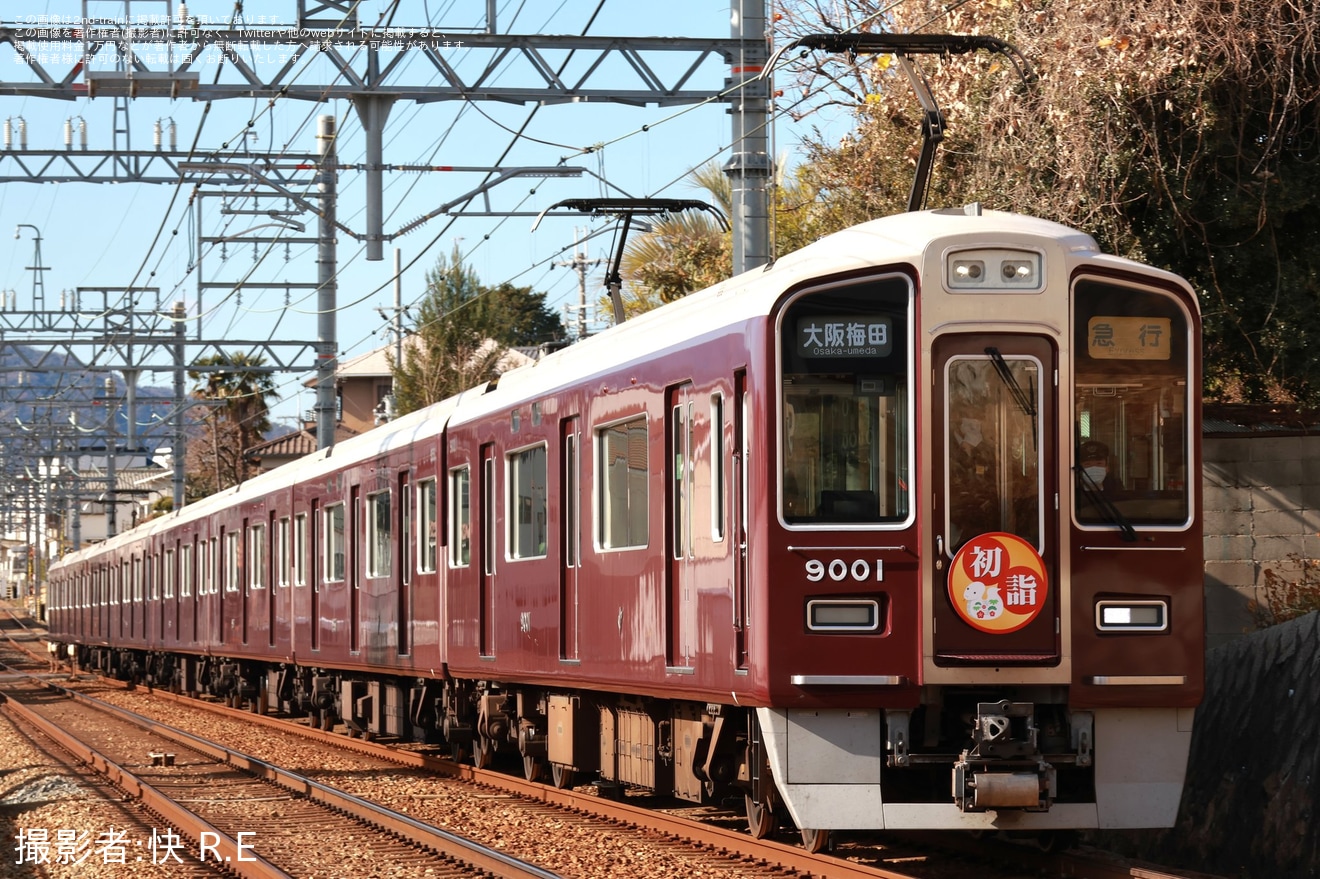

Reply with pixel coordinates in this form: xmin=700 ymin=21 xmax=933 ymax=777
xmin=805 ymin=559 xmax=884 ymax=583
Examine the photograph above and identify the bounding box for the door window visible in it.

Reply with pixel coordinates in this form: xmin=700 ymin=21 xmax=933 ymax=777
xmin=945 ymin=353 xmax=1042 ymax=551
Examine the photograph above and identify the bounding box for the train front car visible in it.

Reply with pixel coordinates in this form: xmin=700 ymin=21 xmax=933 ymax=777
xmin=751 ymin=208 xmax=1202 ymax=843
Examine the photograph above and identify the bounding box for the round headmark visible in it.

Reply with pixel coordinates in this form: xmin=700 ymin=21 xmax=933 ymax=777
xmin=948 ymin=532 xmax=1048 ymax=634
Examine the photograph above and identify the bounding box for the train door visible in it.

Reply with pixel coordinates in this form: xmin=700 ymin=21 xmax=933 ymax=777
xmin=241 ymin=519 xmax=251 ymax=645
xmin=310 ymin=500 xmax=321 ymax=652
xmin=164 ymin=545 xmax=177 ymax=645
xmin=560 ymin=416 xmax=580 ymax=661
xmin=666 ymin=382 xmax=697 ymax=669
xmin=398 ymin=471 xmax=412 ymax=657
xmin=291 ymin=512 xmax=307 ymax=655
xmin=183 ymin=539 xmax=196 ymax=645
xmin=733 ymin=370 xmax=750 ymax=671
xmin=932 ymin=334 xmax=1059 ymax=664
xmin=133 ymin=555 xmax=143 ymax=640
xmin=268 ymin=511 xmax=278 ymax=649
xmin=480 ymin=444 xmax=496 ymax=657
xmin=349 ymin=485 xmax=361 ymax=654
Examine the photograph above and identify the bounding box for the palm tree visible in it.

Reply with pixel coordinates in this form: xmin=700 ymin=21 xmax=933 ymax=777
xmin=186 ymin=352 xmax=279 ymax=493
xmin=616 ymin=160 xmax=847 ymax=317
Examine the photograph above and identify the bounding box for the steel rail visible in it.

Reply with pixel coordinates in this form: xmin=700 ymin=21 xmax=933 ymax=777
xmin=0 ymin=692 xmax=290 ymax=878
xmin=21 ymin=681 xmax=563 ymax=879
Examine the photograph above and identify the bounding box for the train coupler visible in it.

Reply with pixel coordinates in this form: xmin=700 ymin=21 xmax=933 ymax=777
xmin=953 ymin=757 xmax=1056 ymax=811
xmin=952 ymin=700 xmax=1056 ymax=811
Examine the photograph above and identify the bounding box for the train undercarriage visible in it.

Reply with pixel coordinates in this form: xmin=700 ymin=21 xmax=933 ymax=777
xmin=73 ymin=645 xmax=1135 ymax=851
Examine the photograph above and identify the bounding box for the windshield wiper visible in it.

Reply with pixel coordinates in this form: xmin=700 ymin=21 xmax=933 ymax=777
xmin=1075 ymin=465 xmax=1137 ymax=542
xmin=985 ymin=346 xmax=1037 ymax=448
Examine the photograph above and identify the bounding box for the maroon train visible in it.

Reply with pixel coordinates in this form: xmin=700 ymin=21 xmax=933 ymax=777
xmin=48 ymin=207 xmax=1204 ymax=849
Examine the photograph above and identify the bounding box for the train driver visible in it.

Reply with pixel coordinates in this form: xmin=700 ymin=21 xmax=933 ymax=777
xmin=1077 ymin=439 xmax=1118 ymax=492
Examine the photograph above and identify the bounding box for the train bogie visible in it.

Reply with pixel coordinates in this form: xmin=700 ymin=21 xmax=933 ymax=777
xmin=47 ymin=207 xmax=1202 ymax=841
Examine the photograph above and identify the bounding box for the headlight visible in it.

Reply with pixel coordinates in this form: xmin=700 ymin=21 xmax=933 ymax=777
xmin=1095 ymin=599 xmax=1168 ymax=632
xmin=946 ymin=248 xmax=1043 ymax=292
xmin=807 ymin=599 xmax=880 ymax=632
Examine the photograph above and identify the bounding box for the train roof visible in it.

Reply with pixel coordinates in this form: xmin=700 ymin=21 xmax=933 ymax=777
xmin=54 ymin=390 xmax=468 ymax=566
xmin=51 ymin=208 xmax=1193 ymax=570
xmin=450 ymin=208 xmax=1105 ymax=421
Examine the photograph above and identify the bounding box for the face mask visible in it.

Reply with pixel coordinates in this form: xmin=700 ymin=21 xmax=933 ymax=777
xmin=1083 ymin=466 xmax=1107 ymax=484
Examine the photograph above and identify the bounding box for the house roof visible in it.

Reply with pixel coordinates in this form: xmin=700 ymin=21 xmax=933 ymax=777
xmin=303 ymin=337 xmax=540 ymax=388
xmin=302 ymin=343 xmax=398 ymax=388
xmin=335 ymin=345 xmax=396 ymax=378
xmin=245 ymin=424 xmax=360 ymax=462
xmin=76 ymin=467 xmax=174 ymax=494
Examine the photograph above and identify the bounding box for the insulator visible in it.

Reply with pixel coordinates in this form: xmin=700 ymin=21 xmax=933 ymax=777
xmin=153 ymin=120 xmax=163 ymax=151
xmin=64 ymin=118 xmax=73 ymax=150
xmin=178 ymin=2 xmax=189 ymax=26
xmin=17 ymin=118 xmax=26 ymax=150
xmin=3 ymin=118 xmax=11 ymax=150
xmin=79 ymin=119 xmax=88 ymax=151
xmin=168 ymin=120 xmax=177 ymax=151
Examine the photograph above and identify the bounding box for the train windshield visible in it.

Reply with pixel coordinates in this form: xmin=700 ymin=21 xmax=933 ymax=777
xmin=1073 ymin=279 xmax=1192 ymax=527
xmin=778 ymin=276 xmax=912 ymax=525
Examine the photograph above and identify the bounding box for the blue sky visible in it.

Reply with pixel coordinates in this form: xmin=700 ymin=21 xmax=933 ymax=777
xmin=0 ymin=0 xmax=856 ymax=433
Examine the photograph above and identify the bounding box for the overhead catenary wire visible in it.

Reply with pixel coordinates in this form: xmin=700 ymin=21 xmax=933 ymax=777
xmin=11 ymin=0 xmax=984 ymax=467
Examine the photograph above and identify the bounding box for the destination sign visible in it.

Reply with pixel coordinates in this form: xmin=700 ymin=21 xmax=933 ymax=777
xmin=797 ymin=315 xmax=893 ymax=358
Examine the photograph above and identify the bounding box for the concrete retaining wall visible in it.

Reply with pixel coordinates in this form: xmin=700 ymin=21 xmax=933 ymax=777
xmin=1098 ymin=612 xmax=1320 ymax=878
xmin=1202 ymin=435 xmax=1320 ymax=647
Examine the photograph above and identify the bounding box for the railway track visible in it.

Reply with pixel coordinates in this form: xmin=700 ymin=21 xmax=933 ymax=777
xmin=1 ymin=606 xmax=1226 ymax=879
xmin=0 ymin=670 xmax=559 ymax=877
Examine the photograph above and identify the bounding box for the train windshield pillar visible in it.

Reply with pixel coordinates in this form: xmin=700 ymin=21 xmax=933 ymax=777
xmin=778 ymin=276 xmax=912 ymax=526
xmin=1073 ymin=280 xmax=1192 ymax=527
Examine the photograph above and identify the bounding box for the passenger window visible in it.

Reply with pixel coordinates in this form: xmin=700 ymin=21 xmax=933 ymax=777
xmin=598 ymin=417 xmax=649 ymax=549
xmin=293 ymin=515 xmax=307 ymax=586
xmin=442 ymin=473 xmax=462 ymax=569
xmin=366 ymin=490 xmax=392 ymax=578
xmin=225 ymin=532 xmax=241 ymax=593
xmin=249 ymin=524 xmax=267 ymax=589
xmin=277 ymin=518 xmax=290 ymax=588
xmin=324 ymin=503 xmax=346 ymax=582
xmin=509 ymin=445 xmax=548 ymax=559
xmin=181 ymin=543 xmax=193 ymax=597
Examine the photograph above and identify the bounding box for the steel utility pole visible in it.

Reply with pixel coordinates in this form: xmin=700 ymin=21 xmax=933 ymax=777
xmin=1 ymin=10 xmax=751 ymax=261
xmin=15 ymin=224 xmax=48 ymax=311
xmin=727 ymin=0 xmax=773 ymax=275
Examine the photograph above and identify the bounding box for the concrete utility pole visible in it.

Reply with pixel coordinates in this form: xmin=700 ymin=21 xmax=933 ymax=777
xmin=556 ymin=228 xmax=605 ymax=341
xmin=103 ymin=377 xmax=118 ymax=540
xmin=727 ymin=0 xmax=773 ymax=276
xmin=315 ymin=115 xmax=339 ymax=451
xmin=172 ymin=300 xmax=187 ymax=508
